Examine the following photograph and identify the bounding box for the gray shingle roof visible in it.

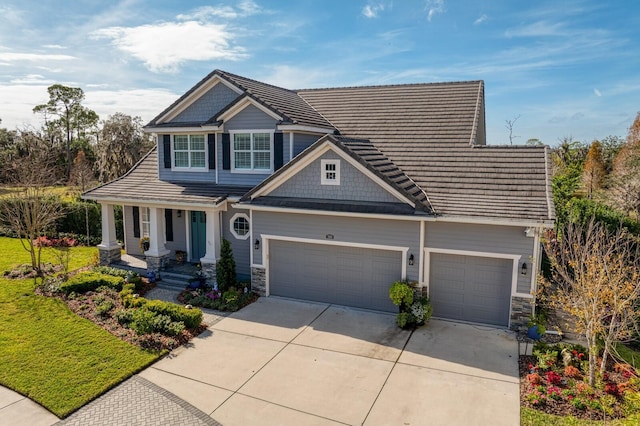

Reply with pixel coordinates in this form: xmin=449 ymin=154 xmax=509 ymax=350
xmin=83 ymin=147 xmax=253 ymax=206
xmin=249 ymin=197 xmax=416 ymax=215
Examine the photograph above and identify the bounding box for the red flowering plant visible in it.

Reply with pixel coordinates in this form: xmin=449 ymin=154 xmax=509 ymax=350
xmin=545 ymin=371 xmax=563 ymax=386
xmin=527 ymin=373 xmax=543 ymax=385
xmin=546 ymin=385 xmax=562 ymax=400
xmin=526 ymin=388 xmax=546 ymax=406
xmin=604 ymin=383 xmax=620 ymax=397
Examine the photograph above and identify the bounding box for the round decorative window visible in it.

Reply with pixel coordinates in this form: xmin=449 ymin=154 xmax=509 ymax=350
xmin=230 ymin=213 xmax=250 ymax=239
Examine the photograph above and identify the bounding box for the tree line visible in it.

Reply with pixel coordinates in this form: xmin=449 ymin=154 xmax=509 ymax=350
xmin=0 ymin=84 xmax=154 ymax=189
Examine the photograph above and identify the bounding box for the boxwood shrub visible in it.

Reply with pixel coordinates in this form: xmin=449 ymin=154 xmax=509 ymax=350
xmin=60 ymin=272 xmax=124 ymax=295
xmin=144 ymin=300 xmax=203 ymax=329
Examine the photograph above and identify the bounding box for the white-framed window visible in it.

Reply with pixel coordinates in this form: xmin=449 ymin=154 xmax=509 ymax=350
xmin=231 ymin=131 xmax=272 ymax=172
xmin=141 ymin=207 xmax=150 ymax=238
xmin=321 ymin=159 xmax=340 ymax=185
xmin=173 ymin=134 xmax=206 ymax=170
xmin=230 ymin=213 xmax=250 ymax=240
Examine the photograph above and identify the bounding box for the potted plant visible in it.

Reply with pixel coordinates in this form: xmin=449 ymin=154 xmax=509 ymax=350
xmin=175 ymin=250 xmax=186 ymax=264
xmin=389 ymin=280 xmax=432 ymax=329
xmin=527 ymin=310 xmax=547 ymax=340
xmin=139 ymin=237 xmax=150 ymax=252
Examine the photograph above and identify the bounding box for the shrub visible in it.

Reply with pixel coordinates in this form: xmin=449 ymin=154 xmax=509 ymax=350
xmin=564 ymin=365 xmax=582 ymax=378
xmin=93 ymin=266 xmax=131 ymax=278
xmin=129 ymin=309 xmax=156 ymax=335
xmin=389 ymin=281 xmax=414 ymax=307
xmin=545 ymin=371 xmax=563 ymax=385
xmin=114 ymin=309 xmax=134 ymax=325
xmin=216 ymin=239 xmax=236 ymax=291
xmin=396 ymin=312 xmax=413 ymax=329
xmin=533 ymin=348 xmax=558 ymax=370
xmin=60 ymin=272 xmax=124 ymax=295
xmin=526 ymin=389 xmax=546 ymax=406
xmin=546 ymin=386 xmax=562 ymax=400
xmin=144 ymin=300 xmax=202 ymax=329
xmin=95 ymin=300 xmax=114 ymax=317
xmin=570 ymin=397 xmax=586 ymax=410
xmin=527 ymin=373 xmax=543 ymax=385
xmin=604 ymin=382 xmax=621 ymax=396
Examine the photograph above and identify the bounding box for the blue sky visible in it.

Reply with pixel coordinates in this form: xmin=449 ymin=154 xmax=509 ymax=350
xmin=0 ymin=0 xmax=638 ymax=145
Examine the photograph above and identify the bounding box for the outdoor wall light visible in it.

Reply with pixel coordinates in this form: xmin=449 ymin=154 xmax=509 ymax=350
xmin=177 ymin=210 xmax=182 ymax=218
xmin=521 ymin=262 xmax=528 ymax=276
xmin=254 ymin=239 xmax=260 ymax=250
xmin=409 ymin=254 xmax=415 ymax=266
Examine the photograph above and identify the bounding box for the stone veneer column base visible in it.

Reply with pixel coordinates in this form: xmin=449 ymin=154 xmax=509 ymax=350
xmin=146 ymin=254 xmax=169 ymax=274
xmin=251 ymin=267 xmax=266 ymax=296
xmin=201 ymin=262 xmax=217 ymax=287
xmin=510 ymin=296 xmax=534 ymax=331
xmin=98 ymin=247 xmax=121 ymax=265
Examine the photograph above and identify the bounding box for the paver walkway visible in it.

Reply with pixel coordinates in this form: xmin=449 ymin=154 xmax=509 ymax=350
xmin=56 ymin=376 xmax=220 ymax=426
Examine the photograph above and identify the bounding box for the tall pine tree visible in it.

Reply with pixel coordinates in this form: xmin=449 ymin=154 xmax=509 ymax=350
xmin=216 ymin=239 xmax=236 ymax=291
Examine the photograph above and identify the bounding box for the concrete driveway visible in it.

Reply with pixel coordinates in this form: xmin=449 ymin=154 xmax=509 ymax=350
xmin=140 ymin=297 xmax=520 ymax=425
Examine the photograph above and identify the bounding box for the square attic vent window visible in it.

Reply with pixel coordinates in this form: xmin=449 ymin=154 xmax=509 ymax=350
xmin=321 ymin=159 xmax=340 ymax=185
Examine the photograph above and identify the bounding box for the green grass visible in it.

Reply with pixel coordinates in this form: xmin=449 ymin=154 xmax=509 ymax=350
xmin=522 ymin=408 xmax=640 ymax=425
xmin=0 ymin=237 xmax=160 ymax=418
xmin=615 ymin=343 xmax=640 ymax=370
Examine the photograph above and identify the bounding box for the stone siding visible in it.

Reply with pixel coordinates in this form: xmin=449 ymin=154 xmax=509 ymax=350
xmin=251 ymin=267 xmax=266 ymax=296
xmin=201 ymin=262 xmax=217 ymax=286
xmin=99 ymin=247 xmax=121 ymax=265
xmin=146 ymin=254 xmax=169 ymax=273
xmin=510 ymin=296 xmax=533 ymax=331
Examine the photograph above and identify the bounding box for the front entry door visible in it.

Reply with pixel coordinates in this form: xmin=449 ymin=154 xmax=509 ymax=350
xmin=190 ymin=211 xmax=206 ymax=261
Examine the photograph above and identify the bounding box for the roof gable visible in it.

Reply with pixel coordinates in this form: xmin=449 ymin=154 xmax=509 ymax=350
xmin=242 ymin=135 xmax=432 ymax=213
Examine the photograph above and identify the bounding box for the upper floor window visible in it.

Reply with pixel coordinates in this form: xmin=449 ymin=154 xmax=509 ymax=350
xmin=173 ymin=134 xmax=206 ymax=169
xmin=231 ymin=131 xmax=272 ymax=172
xmin=321 ymin=159 xmax=340 ymax=185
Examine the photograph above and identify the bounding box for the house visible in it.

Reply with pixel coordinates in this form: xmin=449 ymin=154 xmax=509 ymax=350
xmin=83 ymin=70 xmax=554 ymax=329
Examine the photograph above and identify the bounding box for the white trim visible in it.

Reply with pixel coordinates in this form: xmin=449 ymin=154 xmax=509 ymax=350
xmin=157 ymin=76 xmax=242 ymax=124
xmin=171 ymin=134 xmax=208 ymax=172
xmin=531 ymin=228 xmax=541 ymax=295
xmin=229 ymin=212 xmax=251 ymax=240
xmin=424 ymin=247 xmax=522 ymax=328
xmin=260 ymin=234 xmax=408 ymax=297
xmin=230 ymin=130 xmax=274 ymax=174
xmin=247 ymin=142 xmax=415 ymax=207
xmin=418 ymin=220 xmax=425 ymax=284
xmin=320 ymin=159 xmax=340 ymax=185
xmin=276 ymin=124 xmax=334 ymax=134
xmin=144 ymin=126 xmax=219 ymax=134
xmin=218 ymin=97 xmax=282 ymax=122
xmin=184 ymin=209 xmax=191 ymax=262
xmin=288 ymin=132 xmax=294 ymax=162
xmin=249 ymin=209 xmax=254 ymax=266
xmin=214 ymin=133 xmax=219 ymax=184
xmin=544 ymin=146 xmax=554 ymax=220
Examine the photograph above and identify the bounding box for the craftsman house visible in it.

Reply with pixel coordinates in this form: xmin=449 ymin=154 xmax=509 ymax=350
xmin=83 ymin=70 xmax=554 ymax=329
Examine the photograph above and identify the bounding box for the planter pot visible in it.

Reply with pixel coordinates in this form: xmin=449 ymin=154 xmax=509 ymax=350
xmin=528 ymin=325 xmax=543 ymax=340
xmin=142 ymin=241 xmax=150 ymax=251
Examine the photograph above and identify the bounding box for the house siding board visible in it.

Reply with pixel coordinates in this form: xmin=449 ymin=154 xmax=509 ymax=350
xmin=293 ymin=133 xmax=321 ymax=157
xmin=224 ymin=104 xmax=278 ymax=130
xmin=171 ymin=83 xmax=239 ymax=123
xmin=221 ymin=208 xmax=251 ymax=281
xmin=216 ymin=138 xmax=271 ymax=185
xmin=157 ymin=135 xmax=216 ymax=182
xmin=124 ymin=205 xmax=143 ymax=256
xmin=164 ymin=209 xmax=187 ymax=255
xmin=253 ymin=211 xmax=420 ymax=282
xmin=425 ymin=222 xmax=533 ymax=294
xmin=269 ymin=151 xmax=400 ymax=204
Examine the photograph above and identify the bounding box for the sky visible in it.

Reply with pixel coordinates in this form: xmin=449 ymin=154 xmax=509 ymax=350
xmin=0 ymin=0 xmax=639 ymax=146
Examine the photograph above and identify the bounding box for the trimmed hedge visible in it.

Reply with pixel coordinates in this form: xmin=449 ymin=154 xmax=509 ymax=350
xmin=60 ymin=272 xmax=124 ymax=295
xmin=144 ymin=300 xmax=203 ymax=329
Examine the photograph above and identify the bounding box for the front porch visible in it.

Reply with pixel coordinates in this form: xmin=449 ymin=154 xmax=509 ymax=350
xmin=114 ymin=254 xmax=203 ymax=289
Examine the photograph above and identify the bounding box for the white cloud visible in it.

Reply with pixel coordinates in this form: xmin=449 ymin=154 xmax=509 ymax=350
xmin=42 ymin=44 xmax=66 ymax=49
xmin=474 ymin=14 xmax=488 ymax=25
xmin=9 ymin=74 xmax=54 ymax=85
xmin=593 ymin=88 xmax=602 ymax=97
xmin=258 ymin=65 xmax=337 ymax=89
xmin=91 ymin=21 xmax=246 ymax=73
xmin=362 ymin=2 xmax=389 ymax=19
xmin=425 ymin=0 xmax=445 ymax=22
xmin=0 ymin=52 xmax=75 ymax=62
xmin=84 ymin=88 xmax=179 ymax=123
xmin=177 ymin=1 xmax=263 ymax=21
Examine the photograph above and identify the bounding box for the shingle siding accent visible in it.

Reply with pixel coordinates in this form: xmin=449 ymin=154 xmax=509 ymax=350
xmin=171 ymin=82 xmax=239 ymax=123
xmin=269 ymin=151 xmax=400 ymax=204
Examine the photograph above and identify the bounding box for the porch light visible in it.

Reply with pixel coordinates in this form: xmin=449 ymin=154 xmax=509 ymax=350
xmin=255 ymin=239 xmax=260 ymax=250
xmin=177 ymin=210 xmax=182 ymax=218
xmin=521 ymin=262 xmax=528 ymax=276
xmin=408 ymin=254 xmax=414 ymax=266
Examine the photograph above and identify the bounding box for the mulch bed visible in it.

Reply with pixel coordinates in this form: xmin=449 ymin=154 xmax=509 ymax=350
xmin=38 ymin=283 xmax=207 ymax=352
xmin=4 ymin=263 xmax=63 ymax=279
xmin=519 ymin=355 xmax=628 ymax=420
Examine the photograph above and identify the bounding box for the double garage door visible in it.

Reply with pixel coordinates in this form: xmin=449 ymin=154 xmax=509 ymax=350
xmin=429 ymin=253 xmax=512 ymax=327
xmin=269 ymin=240 xmax=400 ymax=312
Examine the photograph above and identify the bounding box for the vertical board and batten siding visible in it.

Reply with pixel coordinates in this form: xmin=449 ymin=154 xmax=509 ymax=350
xmin=221 ymin=208 xmax=251 ymax=280
xmin=253 ymin=211 xmax=421 ymax=282
xmin=158 ymin=134 xmax=217 ymax=182
xmin=293 ymin=133 xmax=322 ymax=157
xmin=425 ymin=222 xmax=534 ymax=294
xmin=269 ymin=150 xmax=401 ymax=204
xmin=217 ymin=105 xmax=278 ymax=186
xmin=170 ymin=83 xmax=239 ymax=123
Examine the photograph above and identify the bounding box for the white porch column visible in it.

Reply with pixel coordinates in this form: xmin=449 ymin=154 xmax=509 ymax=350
xmin=200 ymin=209 xmax=220 ymax=264
xmin=97 ymin=203 xmax=119 ymax=250
xmin=145 ymin=207 xmax=170 ymax=257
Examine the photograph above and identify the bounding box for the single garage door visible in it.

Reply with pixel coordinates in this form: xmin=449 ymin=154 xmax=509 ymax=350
xmin=269 ymin=240 xmax=401 ymax=312
xmin=429 ymin=253 xmax=512 ymax=326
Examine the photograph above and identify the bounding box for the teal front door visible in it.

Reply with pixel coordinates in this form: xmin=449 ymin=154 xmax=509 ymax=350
xmin=190 ymin=211 xmax=206 ymax=261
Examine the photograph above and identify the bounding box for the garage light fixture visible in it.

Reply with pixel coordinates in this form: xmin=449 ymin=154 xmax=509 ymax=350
xmin=521 ymin=262 xmax=527 ymax=276
xmin=254 ymin=239 xmax=260 ymax=250
xmin=408 ymin=254 xmax=414 ymax=266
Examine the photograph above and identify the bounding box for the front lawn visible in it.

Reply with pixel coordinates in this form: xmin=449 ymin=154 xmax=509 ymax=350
xmin=0 ymin=237 xmax=159 ymax=418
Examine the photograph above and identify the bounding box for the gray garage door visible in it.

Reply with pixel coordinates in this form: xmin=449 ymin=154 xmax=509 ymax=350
xmin=269 ymin=240 xmax=401 ymax=312
xmin=429 ymin=253 xmax=512 ymax=326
